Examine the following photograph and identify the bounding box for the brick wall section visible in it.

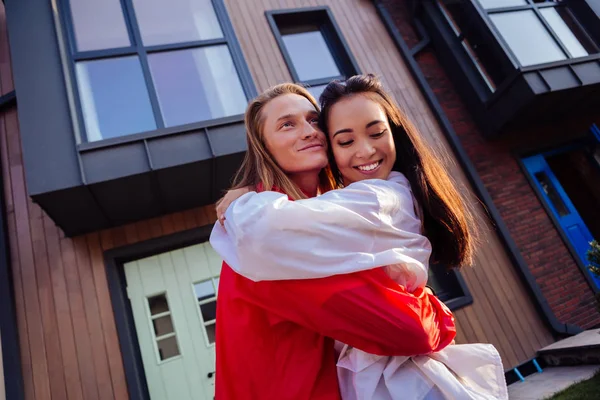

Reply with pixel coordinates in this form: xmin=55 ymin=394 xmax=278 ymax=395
xmin=382 ymin=0 xmax=600 ymax=328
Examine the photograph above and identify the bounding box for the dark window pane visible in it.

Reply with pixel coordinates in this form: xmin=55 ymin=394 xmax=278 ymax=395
xmin=282 ymin=29 xmax=341 ymax=81
xmin=438 ymin=1 xmax=506 ymax=90
xmin=76 ymin=56 xmax=156 ymax=141
xmin=131 ymin=0 xmax=223 ymax=46
xmin=541 ymin=7 xmax=595 ymax=58
xmin=68 ymin=0 xmax=130 ymax=51
xmin=200 ymin=301 xmax=216 ymax=322
xmin=157 ymin=336 xmax=180 ymax=360
xmin=194 ymin=280 xmax=215 ymax=302
xmin=148 ymin=294 xmax=170 ymax=315
xmin=534 ymin=172 xmax=570 ymax=217
xmin=490 ymin=11 xmax=566 ymax=66
xmin=205 ymin=323 xmax=216 ymax=344
xmin=148 ymin=46 xmax=247 ymax=127
xmin=152 ymin=315 xmax=175 ymax=337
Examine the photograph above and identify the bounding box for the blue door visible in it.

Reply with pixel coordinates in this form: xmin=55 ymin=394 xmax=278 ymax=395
xmin=523 ymin=154 xmax=600 ymax=288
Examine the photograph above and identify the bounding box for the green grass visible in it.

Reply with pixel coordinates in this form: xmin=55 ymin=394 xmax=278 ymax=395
xmin=545 ymin=370 xmax=600 ymax=400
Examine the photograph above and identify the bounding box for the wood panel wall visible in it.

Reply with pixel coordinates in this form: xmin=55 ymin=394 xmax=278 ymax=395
xmin=0 ymin=1 xmax=554 ymax=399
xmin=0 ymin=331 xmax=5 ymax=400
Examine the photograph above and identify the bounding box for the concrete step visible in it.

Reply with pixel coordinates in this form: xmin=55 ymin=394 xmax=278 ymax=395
xmin=538 ymin=329 xmax=600 ymax=366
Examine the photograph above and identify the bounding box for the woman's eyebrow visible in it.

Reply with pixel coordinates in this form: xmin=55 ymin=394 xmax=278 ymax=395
xmin=366 ymin=120 xmax=385 ymax=128
xmin=333 ymin=128 xmax=352 ymax=137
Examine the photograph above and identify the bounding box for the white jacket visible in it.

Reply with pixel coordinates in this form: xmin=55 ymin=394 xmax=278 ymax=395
xmin=210 ymin=172 xmax=508 ymax=400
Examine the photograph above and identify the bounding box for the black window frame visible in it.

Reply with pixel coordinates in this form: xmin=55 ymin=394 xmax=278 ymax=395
xmin=58 ymin=0 xmax=257 ymax=146
xmin=266 ymin=6 xmax=361 ymax=93
xmin=429 ymin=263 xmax=473 ymax=309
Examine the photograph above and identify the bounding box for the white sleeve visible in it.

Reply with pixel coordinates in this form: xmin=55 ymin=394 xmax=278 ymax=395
xmin=209 ymin=173 xmax=431 ymax=284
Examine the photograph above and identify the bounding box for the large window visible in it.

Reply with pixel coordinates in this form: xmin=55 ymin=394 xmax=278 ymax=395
xmin=267 ymin=7 xmax=360 ymax=100
xmin=438 ymin=0 xmax=599 ymax=90
xmin=62 ymin=0 xmax=253 ymax=142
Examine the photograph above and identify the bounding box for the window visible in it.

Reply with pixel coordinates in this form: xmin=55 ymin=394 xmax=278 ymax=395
xmin=62 ymin=0 xmax=253 ymax=142
xmin=193 ymin=277 xmax=219 ymax=345
xmin=438 ymin=0 xmax=599 ymax=90
xmin=147 ymin=293 xmax=181 ymax=361
xmin=427 ymin=263 xmax=471 ymax=306
xmin=267 ymin=7 xmax=360 ymax=100
xmin=476 ymin=0 xmax=598 ymax=67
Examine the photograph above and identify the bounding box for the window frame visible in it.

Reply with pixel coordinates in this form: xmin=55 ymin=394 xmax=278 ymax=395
xmin=58 ymin=0 xmax=257 ymax=145
xmin=265 ymin=6 xmax=361 ymax=92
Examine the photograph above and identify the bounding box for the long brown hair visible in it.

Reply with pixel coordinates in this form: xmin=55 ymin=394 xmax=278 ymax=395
xmin=319 ymin=74 xmax=477 ymax=268
xmin=229 ymin=83 xmax=335 ymax=200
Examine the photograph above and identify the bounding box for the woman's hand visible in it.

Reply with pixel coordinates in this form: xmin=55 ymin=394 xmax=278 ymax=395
xmin=216 ymin=186 xmax=252 ymax=226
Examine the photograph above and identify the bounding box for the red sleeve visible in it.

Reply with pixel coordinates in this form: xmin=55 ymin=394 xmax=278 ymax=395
xmin=234 ymin=266 xmax=456 ymax=356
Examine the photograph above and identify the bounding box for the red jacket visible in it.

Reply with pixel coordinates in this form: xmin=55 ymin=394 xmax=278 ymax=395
xmin=215 ymin=263 xmax=456 ymax=399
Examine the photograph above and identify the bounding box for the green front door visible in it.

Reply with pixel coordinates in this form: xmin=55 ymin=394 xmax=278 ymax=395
xmin=124 ymin=242 xmax=222 ymax=400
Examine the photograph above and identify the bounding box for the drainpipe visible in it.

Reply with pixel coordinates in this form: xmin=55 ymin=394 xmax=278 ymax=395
xmin=373 ymin=0 xmax=582 ymax=337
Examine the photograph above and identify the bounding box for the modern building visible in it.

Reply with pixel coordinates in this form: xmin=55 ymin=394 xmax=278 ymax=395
xmin=0 ymin=0 xmax=597 ymax=399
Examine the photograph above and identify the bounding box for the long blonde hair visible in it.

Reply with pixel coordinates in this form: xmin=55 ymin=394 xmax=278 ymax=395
xmin=229 ymin=83 xmax=336 ymax=200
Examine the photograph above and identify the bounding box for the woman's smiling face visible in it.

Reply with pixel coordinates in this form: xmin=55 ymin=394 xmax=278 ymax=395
xmin=327 ymin=94 xmax=396 ymax=186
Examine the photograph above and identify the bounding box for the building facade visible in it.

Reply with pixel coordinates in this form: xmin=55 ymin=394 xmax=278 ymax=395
xmin=0 ymin=0 xmax=596 ymax=399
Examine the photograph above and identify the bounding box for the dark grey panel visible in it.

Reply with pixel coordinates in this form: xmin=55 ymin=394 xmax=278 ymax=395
xmin=524 ymin=72 xmax=549 ymax=95
xmin=147 ymin=130 xmax=212 ymax=169
xmin=82 ymin=142 xmax=150 ymax=183
xmin=214 ymin=152 xmax=245 ymax=197
xmin=89 ymin=173 xmax=161 ymax=225
xmin=155 ymin=161 xmax=213 ymax=213
xmin=206 ymin=121 xmax=247 ymax=156
xmin=33 ymin=186 xmax=110 ymax=236
xmin=5 ymin=0 xmax=82 ymax=195
xmin=540 ymin=67 xmax=580 ymax=92
xmin=572 ymin=62 xmax=600 ymax=85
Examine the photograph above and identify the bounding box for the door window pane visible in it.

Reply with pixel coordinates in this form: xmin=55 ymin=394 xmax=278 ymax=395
xmin=194 ymin=280 xmax=215 ymax=302
xmin=205 ymin=323 xmax=216 ymax=344
xmin=157 ymin=336 xmax=180 ymax=360
xmin=490 ymin=11 xmax=566 ymax=66
xmin=200 ymin=301 xmax=217 ymax=322
xmin=282 ymin=29 xmax=341 ymax=81
xmin=68 ymin=0 xmax=130 ymax=51
xmin=152 ymin=316 xmax=175 ymax=337
xmin=540 ymin=8 xmax=590 ymax=58
xmin=132 ymin=0 xmax=223 ymax=46
xmin=534 ymin=172 xmax=570 ymax=217
xmin=76 ymin=56 xmax=156 ymax=141
xmin=148 ymin=46 xmax=247 ymax=127
xmin=148 ymin=294 xmax=169 ymax=315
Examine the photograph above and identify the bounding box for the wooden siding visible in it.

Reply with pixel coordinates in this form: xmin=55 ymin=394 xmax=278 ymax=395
xmin=0 ymin=331 xmax=5 ymax=400
xmin=0 ymin=1 xmax=555 ymax=399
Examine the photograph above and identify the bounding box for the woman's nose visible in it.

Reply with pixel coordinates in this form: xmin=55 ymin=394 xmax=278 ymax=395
xmin=357 ymin=143 xmax=376 ymax=158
